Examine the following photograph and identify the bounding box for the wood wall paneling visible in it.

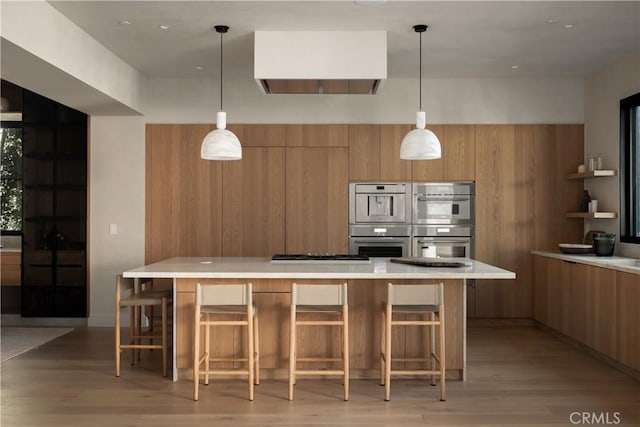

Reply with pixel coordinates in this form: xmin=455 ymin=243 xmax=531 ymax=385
xmin=380 ymin=125 xmax=413 ymax=181
xmin=222 ymin=147 xmax=286 ymax=257
xmin=285 ymin=147 xmax=348 ymax=254
xmin=286 ymin=124 xmax=349 ymax=147
xmin=348 ymin=125 xmax=381 ymax=181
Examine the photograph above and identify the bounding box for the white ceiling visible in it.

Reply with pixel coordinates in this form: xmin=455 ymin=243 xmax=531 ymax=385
xmin=48 ymin=0 xmax=640 ymax=80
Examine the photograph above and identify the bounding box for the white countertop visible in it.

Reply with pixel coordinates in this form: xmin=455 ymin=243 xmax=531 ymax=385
xmin=532 ymin=251 xmax=640 ymax=275
xmin=123 ymin=257 xmax=516 ymax=280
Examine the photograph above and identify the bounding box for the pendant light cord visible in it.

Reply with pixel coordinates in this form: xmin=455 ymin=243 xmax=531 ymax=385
xmin=419 ymin=29 xmax=422 ymax=111
xmin=219 ymin=30 xmax=223 ymax=111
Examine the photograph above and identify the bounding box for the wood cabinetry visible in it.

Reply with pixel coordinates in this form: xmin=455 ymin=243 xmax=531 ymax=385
xmin=348 ymin=125 xmax=380 ymax=181
xmin=285 ymin=147 xmax=348 ymax=254
xmin=474 ymin=125 xmax=583 ymax=318
xmin=0 ymin=252 xmax=21 ymax=285
xmin=616 ymin=271 xmax=640 ymax=371
xmin=174 ymin=277 xmax=466 ymax=379
xmin=533 ymin=255 xmax=639 ymax=374
xmin=285 ymin=125 xmax=348 ymax=254
xmin=146 ymin=124 xmax=287 ymax=262
xmin=349 ymin=125 xmax=475 ymax=182
xmin=145 ymin=124 xmax=223 ymax=263
xmin=222 ymin=147 xmax=286 ymax=257
xmin=380 ymin=125 xmax=413 ymax=181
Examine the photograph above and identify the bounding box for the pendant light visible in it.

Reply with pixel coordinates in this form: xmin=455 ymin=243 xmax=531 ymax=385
xmin=201 ymin=25 xmax=242 ymax=160
xmin=400 ymin=24 xmax=441 ymax=160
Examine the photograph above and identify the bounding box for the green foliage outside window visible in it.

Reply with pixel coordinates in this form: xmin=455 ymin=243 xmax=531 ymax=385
xmin=1 ymin=126 xmax=23 ymax=232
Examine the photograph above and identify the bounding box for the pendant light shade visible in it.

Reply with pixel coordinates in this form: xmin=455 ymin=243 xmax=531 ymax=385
xmin=201 ymin=25 xmax=242 ymax=161
xmin=400 ymin=25 xmax=441 ymax=160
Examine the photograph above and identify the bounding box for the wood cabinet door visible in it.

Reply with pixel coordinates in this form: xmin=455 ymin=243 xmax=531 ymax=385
xmin=285 ymin=147 xmax=348 ymax=254
xmin=411 ymin=125 xmax=444 ymax=181
xmin=222 ymin=147 xmax=286 ymax=257
xmin=533 ymin=255 xmax=549 ymax=324
xmin=584 ymin=264 xmax=616 ymax=356
xmin=474 ymin=125 xmax=535 ymax=318
xmin=146 ymin=124 xmax=223 ymax=263
xmin=443 ymin=125 xmax=475 ymax=181
xmin=616 ymin=271 xmax=640 ymax=371
xmin=474 ymin=125 xmax=583 ymax=318
xmin=286 ymin=124 xmax=348 ymax=147
xmin=380 ymin=125 xmax=412 ymax=181
xmin=348 ymin=124 xmax=381 ymax=181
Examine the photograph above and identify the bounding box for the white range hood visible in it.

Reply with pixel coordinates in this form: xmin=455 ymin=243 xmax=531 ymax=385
xmin=254 ymin=30 xmax=387 ymax=95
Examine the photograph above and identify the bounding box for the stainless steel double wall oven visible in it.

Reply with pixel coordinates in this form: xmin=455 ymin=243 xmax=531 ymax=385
xmin=349 ymin=182 xmax=474 ymax=258
xmin=348 ymin=183 xmax=412 ymax=257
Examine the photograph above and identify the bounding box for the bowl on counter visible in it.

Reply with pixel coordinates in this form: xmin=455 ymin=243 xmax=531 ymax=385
xmin=558 ymin=243 xmax=593 ymax=254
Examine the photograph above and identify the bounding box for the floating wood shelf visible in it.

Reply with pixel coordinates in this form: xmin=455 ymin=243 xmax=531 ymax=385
xmin=566 ymin=212 xmax=618 ymax=219
xmin=567 ymin=170 xmax=617 ymax=180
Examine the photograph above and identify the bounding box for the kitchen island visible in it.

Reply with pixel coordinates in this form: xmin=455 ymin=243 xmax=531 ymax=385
xmin=123 ymin=257 xmax=515 ymax=381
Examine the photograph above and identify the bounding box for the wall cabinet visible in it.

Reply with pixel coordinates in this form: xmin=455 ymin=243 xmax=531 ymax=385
xmin=349 ymin=124 xmax=475 ymax=182
xmin=285 ymin=146 xmax=348 ymax=253
xmin=533 ymin=255 xmax=639 ymax=373
xmin=222 ymin=146 xmax=286 ymax=256
xmin=21 ymin=89 xmax=88 ymax=317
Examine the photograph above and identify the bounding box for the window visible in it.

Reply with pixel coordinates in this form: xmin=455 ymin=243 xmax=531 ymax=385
xmin=0 ymin=123 xmax=22 ymax=233
xmin=620 ymin=92 xmax=640 ymax=244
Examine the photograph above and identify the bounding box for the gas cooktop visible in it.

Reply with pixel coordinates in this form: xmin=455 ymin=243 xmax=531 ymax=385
xmin=271 ymin=254 xmax=370 ymax=263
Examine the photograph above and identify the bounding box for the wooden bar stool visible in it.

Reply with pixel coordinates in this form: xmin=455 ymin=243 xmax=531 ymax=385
xmin=380 ymin=282 xmax=445 ymax=401
xmin=289 ymin=283 xmax=349 ymax=401
xmin=193 ymin=283 xmax=260 ymax=401
xmin=115 ymin=274 xmax=172 ymax=377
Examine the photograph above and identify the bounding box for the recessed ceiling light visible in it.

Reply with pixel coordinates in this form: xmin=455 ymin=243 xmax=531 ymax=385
xmin=511 ymin=65 xmax=520 ymax=69
xmin=195 ymin=66 xmax=204 ymax=70
xmin=119 ymin=20 xmax=132 ymax=25
xmin=564 ymin=24 xmax=575 ymax=29
xmin=159 ymin=25 xmax=170 ymax=30
xmin=546 ymin=19 xmax=559 ymax=24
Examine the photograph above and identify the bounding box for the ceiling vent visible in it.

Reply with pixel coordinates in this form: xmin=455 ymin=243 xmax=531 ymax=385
xmin=254 ymin=31 xmax=386 ymax=95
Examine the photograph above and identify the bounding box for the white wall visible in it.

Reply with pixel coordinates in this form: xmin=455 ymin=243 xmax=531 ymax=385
xmin=88 ymin=117 xmax=145 ymax=326
xmin=143 ymin=76 xmax=584 ymax=124
xmin=584 ymin=52 xmax=640 ymax=258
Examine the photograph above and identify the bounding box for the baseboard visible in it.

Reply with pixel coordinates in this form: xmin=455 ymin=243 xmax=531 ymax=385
xmin=88 ymin=313 xmax=115 ymax=327
xmin=467 ymin=318 xmax=536 ymax=327
xmin=534 ymin=321 xmax=640 ymax=382
xmin=0 ymin=314 xmax=87 ymax=327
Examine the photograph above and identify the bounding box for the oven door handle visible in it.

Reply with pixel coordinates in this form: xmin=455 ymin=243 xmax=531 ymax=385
xmin=352 ymin=237 xmax=407 ymax=242
xmin=416 ymin=196 xmax=470 ymax=202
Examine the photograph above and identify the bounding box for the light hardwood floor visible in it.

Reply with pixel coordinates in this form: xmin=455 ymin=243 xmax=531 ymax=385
xmin=1 ymin=325 xmax=638 ymax=427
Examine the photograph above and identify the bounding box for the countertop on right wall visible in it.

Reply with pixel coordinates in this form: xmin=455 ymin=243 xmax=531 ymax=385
xmin=532 ymin=250 xmax=640 ymax=275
